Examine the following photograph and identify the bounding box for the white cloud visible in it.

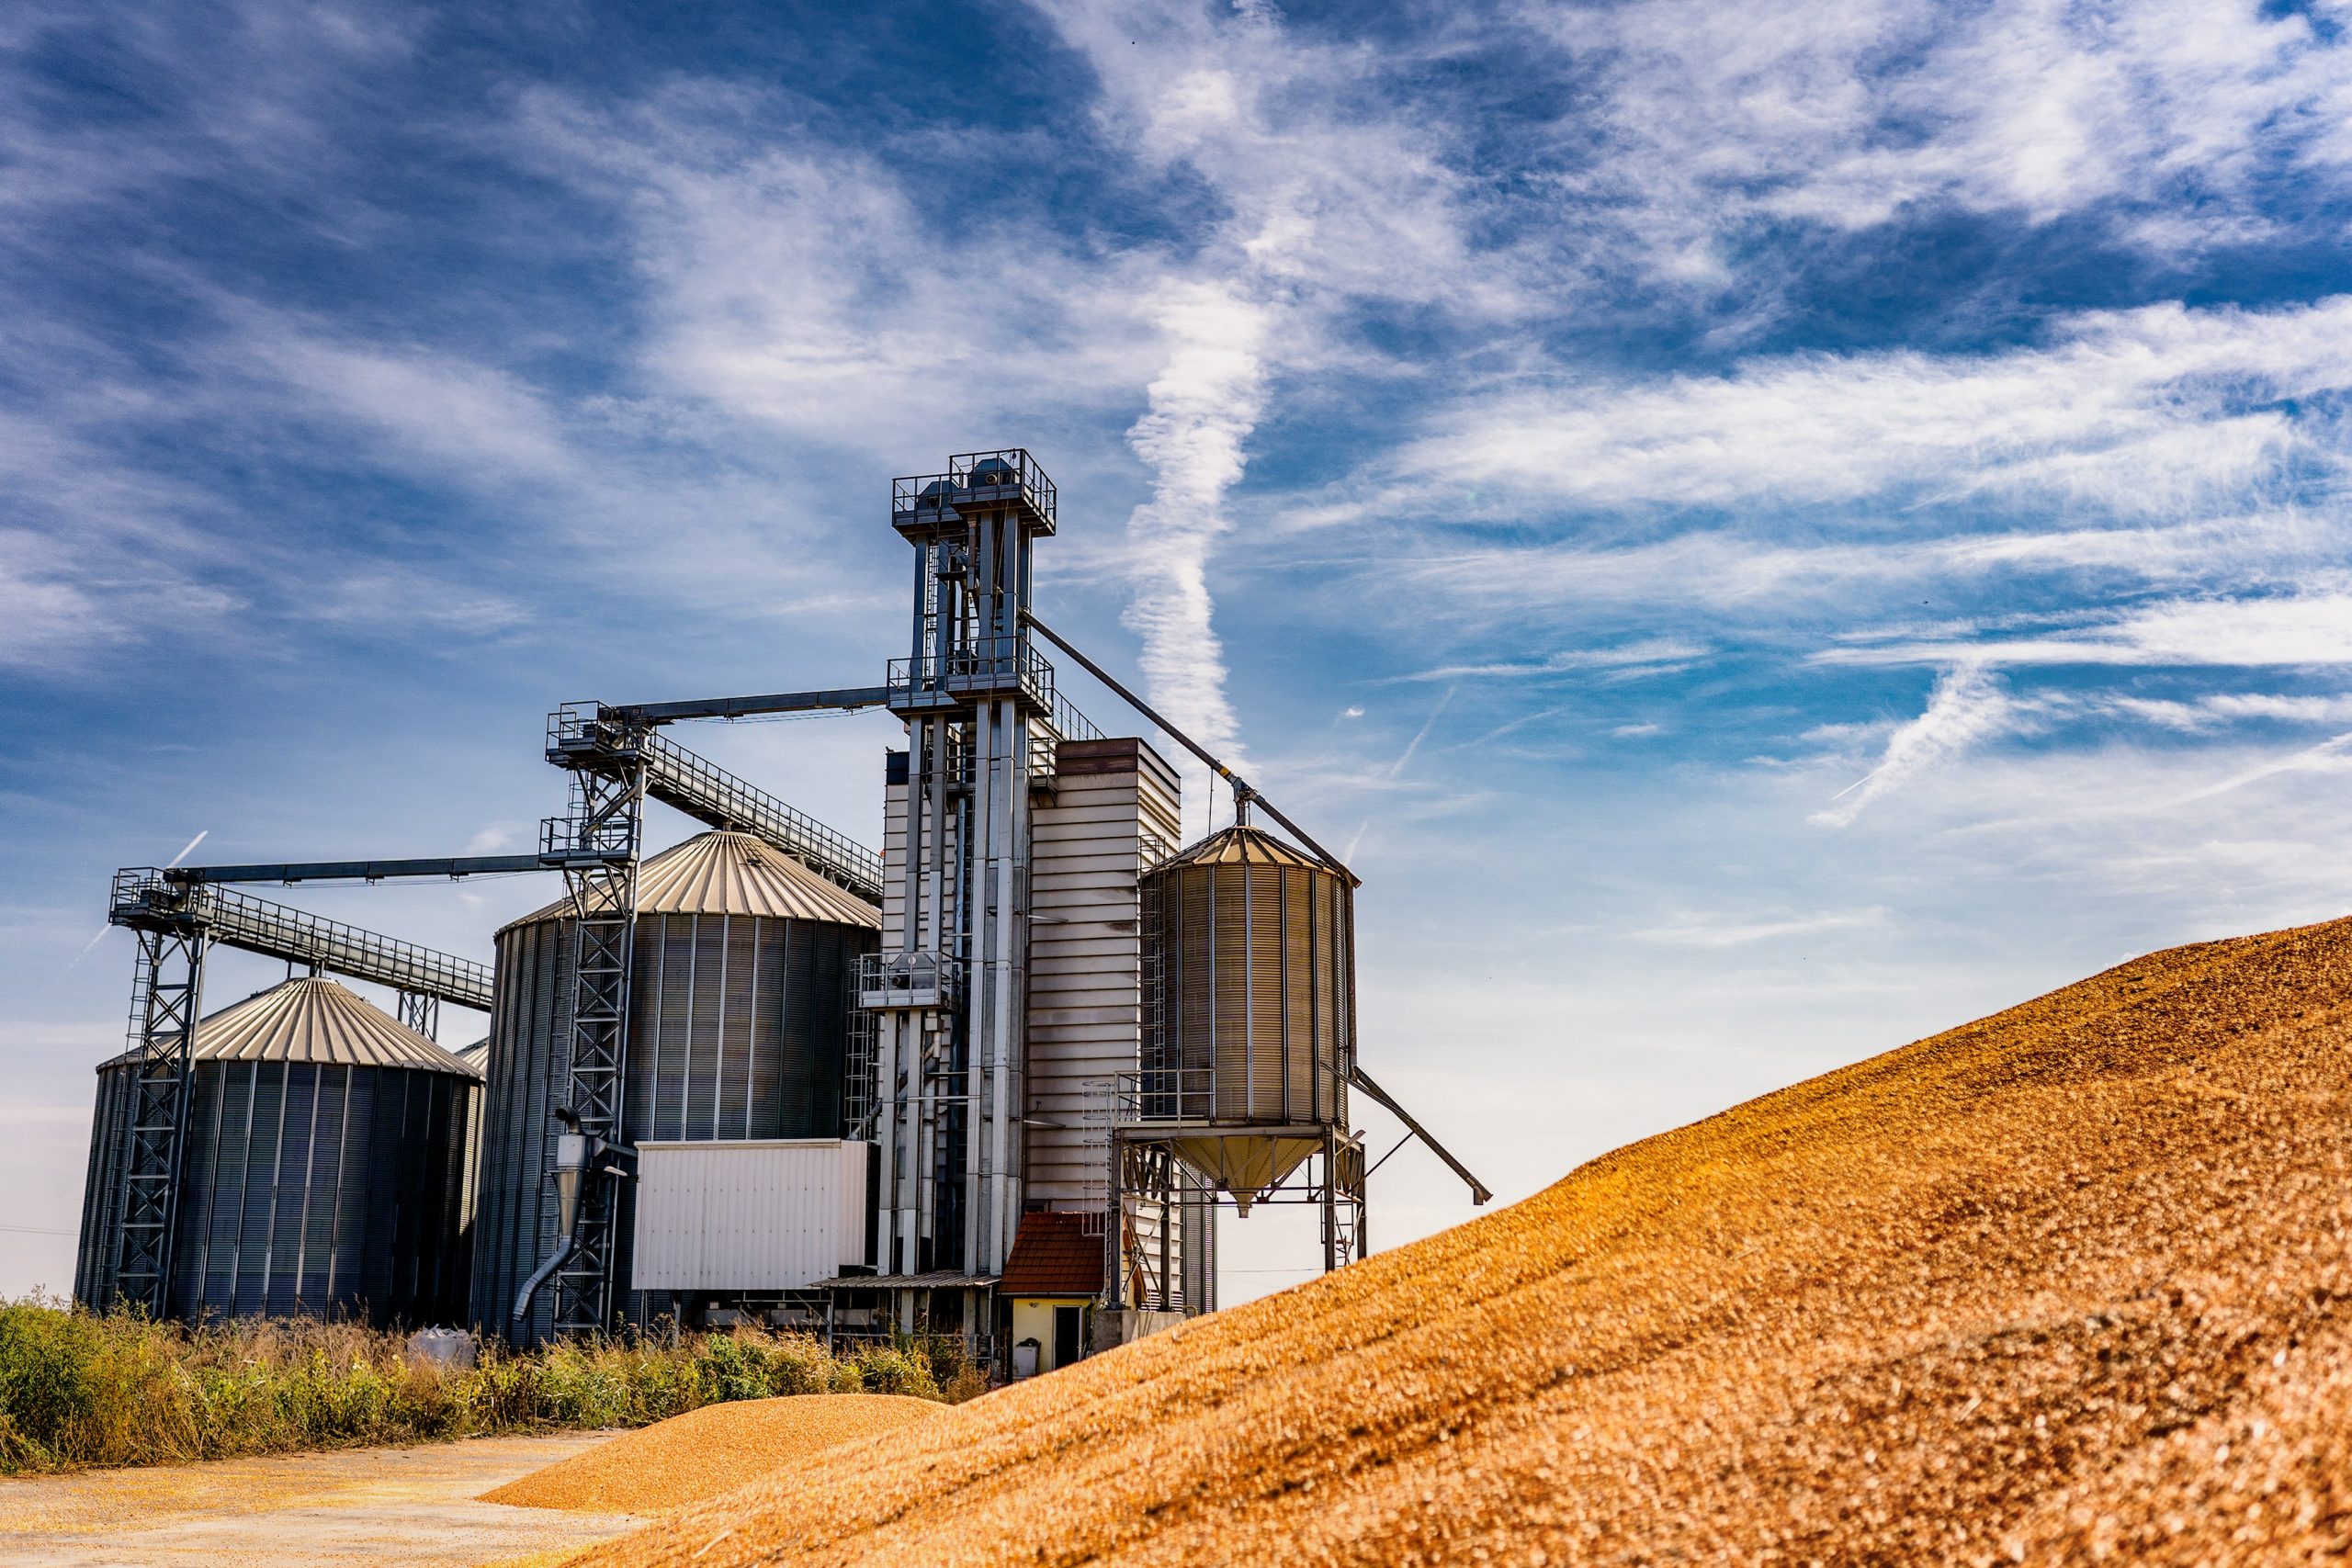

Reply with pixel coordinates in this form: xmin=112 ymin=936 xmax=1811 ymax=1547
xmin=1633 ymin=907 xmax=1888 ymax=947
xmin=1529 ymin=0 xmax=2348 ymax=288
xmin=1824 ymin=588 xmax=2352 ymax=670
xmin=1395 ymin=297 xmax=2352 ymax=519
xmin=2166 ymin=729 xmax=2352 ymax=807
xmin=1396 ymin=507 xmax=2346 ymax=626
xmin=1041 ymin=1 xmax=1498 ymax=315
xmin=2203 ymin=693 xmax=2352 ymax=724
xmin=1389 ymin=637 xmax=1710 ymax=682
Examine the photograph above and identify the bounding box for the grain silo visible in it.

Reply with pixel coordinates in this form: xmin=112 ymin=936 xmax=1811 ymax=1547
xmin=74 ymin=976 xmax=480 ymax=1326
xmin=1137 ymin=822 xmax=1355 ymax=1211
xmin=453 ymin=1038 xmax=489 ymax=1293
xmin=474 ymin=829 xmax=880 ymax=1343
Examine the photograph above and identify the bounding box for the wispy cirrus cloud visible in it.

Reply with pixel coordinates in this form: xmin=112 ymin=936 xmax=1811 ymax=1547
xmin=1391 ymin=296 xmax=2352 ymax=521
xmin=1033 ymin=0 xmax=1499 ymax=757
xmin=1385 ymin=639 xmax=1709 ymax=682
xmin=1823 ymin=587 xmax=2352 ymax=670
xmin=1527 ymin=0 xmax=2352 ymax=292
xmin=1634 ymin=907 xmax=1889 ymax=947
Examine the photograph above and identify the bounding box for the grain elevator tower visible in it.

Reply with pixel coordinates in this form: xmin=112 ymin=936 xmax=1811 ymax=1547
xmin=866 ymin=451 xmax=1059 ymax=1286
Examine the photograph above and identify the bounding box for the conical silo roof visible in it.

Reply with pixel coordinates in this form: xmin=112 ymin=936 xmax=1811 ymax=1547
xmin=501 ymin=829 xmax=881 ymax=931
xmin=453 ymin=1038 xmax=490 ymax=1076
xmin=98 ymin=976 xmax=481 ymax=1077
xmin=1160 ymin=823 xmax=1326 ymax=873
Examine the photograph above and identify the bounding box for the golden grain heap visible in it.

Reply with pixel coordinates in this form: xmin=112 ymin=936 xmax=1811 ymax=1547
xmin=484 ymin=1395 xmax=940 ymax=1516
xmin=575 ymin=918 xmax=2352 ymax=1565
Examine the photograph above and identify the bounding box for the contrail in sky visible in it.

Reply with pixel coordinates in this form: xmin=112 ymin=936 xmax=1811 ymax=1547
xmin=1346 ymin=687 xmax=1459 ymax=862
xmin=1122 ymin=281 xmax=1268 ymax=840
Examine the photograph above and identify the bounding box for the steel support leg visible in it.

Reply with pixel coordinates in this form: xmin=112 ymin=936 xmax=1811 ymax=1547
xmin=396 ymin=989 xmax=439 ymax=1041
xmin=113 ymin=926 xmax=206 ymax=1316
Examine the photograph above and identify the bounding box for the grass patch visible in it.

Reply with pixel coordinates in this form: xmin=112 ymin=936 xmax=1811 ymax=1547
xmin=0 ymin=1295 xmax=983 ymax=1475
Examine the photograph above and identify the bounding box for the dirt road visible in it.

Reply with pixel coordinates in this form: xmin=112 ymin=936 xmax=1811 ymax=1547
xmin=0 ymin=1433 xmax=635 ymax=1567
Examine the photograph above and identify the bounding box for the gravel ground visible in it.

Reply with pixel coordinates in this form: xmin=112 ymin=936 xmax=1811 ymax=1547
xmin=481 ymin=1396 xmax=941 ymax=1515
xmin=571 ymin=915 xmax=2352 ymax=1566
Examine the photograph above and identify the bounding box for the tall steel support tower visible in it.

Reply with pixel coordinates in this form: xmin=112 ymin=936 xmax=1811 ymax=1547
xmin=540 ymin=716 xmax=650 ymax=1336
xmin=112 ymin=924 xmax=207 ymax=1316
xmin=868 ymin=451 xmax=1058 ymax=1289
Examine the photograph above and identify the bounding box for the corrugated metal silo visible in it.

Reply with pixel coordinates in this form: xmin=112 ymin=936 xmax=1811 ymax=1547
xmin=74 ymin=976 xmax=480 ymax=1325
xmin=473 ymin=829 xmax=880 ymax=1343
xmin=1139 ymin=823 xmax=1355 ymax=1201
xmin=453 ymin=1038 xmax=489 ymax=1291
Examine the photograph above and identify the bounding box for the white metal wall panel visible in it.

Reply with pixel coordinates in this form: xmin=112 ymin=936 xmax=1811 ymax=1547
xmin=1024 ymin=745 xmax=1181 ymax=1208
xmin=881 ymin=780 xmax=907 ymax=950
xmin=629 ymin=1139 xmax=866 ymax=1292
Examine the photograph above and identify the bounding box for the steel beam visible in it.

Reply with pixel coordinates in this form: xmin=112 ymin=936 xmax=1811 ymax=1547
xmin=165 ymin=855 xmax=548 ymax=885
xmin=1020 ymin=612 xmax=1359 ymax=884
xmin=395 ymin=989 xmax=440 ymax=1041
xmin=602 ymin=686 xmax=892 ymax=725
xmin=1348 ymin=1064 xmax=1492 ymax=1206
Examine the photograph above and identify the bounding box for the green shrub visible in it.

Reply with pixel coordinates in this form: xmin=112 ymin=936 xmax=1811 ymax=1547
xmin=848 ymin=1342 xmax=939 ymax=1399
xmin=0 ymin=1298 xmax=970 ymax=1476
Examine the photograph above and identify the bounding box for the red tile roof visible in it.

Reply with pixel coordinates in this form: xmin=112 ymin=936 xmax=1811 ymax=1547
xmin=998 ymin=1211 xmax=1105 ymax=1297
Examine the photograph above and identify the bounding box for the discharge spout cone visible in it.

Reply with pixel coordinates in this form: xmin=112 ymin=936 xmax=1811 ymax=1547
xmin=1169 ymin=1134 xmax=1321 ymax=1212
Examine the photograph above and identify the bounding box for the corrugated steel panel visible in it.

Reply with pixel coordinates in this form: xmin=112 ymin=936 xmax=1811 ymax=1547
xmin=472 ymin=878 xmax=876 ymax=1344
xmin=1025 ymin=744 xmax=1181 ymax=1212
xmin=1142 ymin=825 xmax=1352 ymax=1136
xmin=75 ymin=1054 xmax=471 ymax=1325
xmin=629 ymin=1140 xmax=867 ymax=1291
xmin=96 ymin=977 xmax=481 ymax=1076
xmin=502 ymin=831 xmax=880 ymax=931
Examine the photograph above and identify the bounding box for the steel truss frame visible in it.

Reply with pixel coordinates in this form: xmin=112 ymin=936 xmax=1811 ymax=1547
xmin=545 ymin=739 xmax=648 ymax=1337
xmin=1105 ymin=1127 xmax=1365 ymax=1312
xmin=396 ymin=990 xmax=439 ymax=1040
xmin=547 ymin=703 xmax=884 ymax=902
xmin=112 ymin=925 xmax=206 ymax=1317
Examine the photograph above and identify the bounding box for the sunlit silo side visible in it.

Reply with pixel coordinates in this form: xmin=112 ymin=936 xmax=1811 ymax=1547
xmin=1138 ymin=824 xmax=1354 ymax=1204
xmin=73 ymin=976 xmax=480 ymax=1326
xmin=472 ymin=829 xmax=880 ymax=1344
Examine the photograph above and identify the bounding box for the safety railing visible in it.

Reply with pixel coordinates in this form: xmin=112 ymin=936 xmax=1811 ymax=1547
xmin=844 ymin=1007 xmax=879 ymax=1137
xmin=887 ymin=635 xmax=1055 ymax=714
xmin=544 ymin=702 xmax=886 ymax=903
xmin=858 ymin=950 xmax=965 ymax=1011
xmin=109 ymin=869 xmax=493 ymax=1009
xmin=890 ymin=449 xmax=1056 ymax=532
xmin=1046 ymin=689 xmax=1102 ymax=744
xmin=639 ymin=730 xmax=885 ymax=902
xmin=1113 ymin=1068 xmax=1221 ymax=1124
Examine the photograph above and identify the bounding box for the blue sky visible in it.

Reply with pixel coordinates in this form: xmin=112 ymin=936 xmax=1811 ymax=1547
xmin=6 ymin=0 xmax=2352 ymax=1301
